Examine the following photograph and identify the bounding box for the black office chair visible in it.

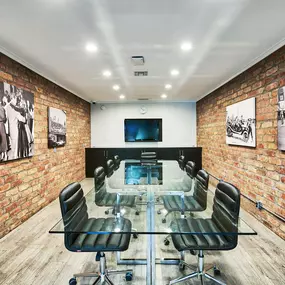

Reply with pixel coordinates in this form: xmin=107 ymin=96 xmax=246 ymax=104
xmin=141 ymin=151 xmax=157 ymax=160
xmin=185 ymin=161 xmax=196 ymax=179
xmin=160 ymin=169 xmax=209 ymax=224
xmin=95 ymin=166 xmax=139 ymax=215
xmin=59 ymin=182 xmax=133 ymax=285
xmin=178 ymin=155 xmax=186 ymax=170
xmin=141 ymin=151 xmax=157 ymax=165
xmin=106 ymin=159 xmax=115 ymax=178
xmin=183 ymin=160 xmax=197 ymax=193
xmin=169 ymin=181 xmax=241 ymax=285
xmin=114 ymin=155 xmax=121 ymax=170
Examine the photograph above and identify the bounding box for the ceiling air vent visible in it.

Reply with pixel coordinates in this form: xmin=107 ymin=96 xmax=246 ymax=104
xmin=134 ymin=71 xmax=148 ymax=76
xmin=137 ymin=98 xmax=150 ymax=101
xmin=131 ymin=56 xmax=145 ymax=66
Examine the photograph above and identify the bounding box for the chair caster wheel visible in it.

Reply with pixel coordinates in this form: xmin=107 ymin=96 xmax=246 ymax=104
xmin=104 ymin=210 xmax=109 ymax=215
xmin=213 ymin=266 xmax=221 ymax=275
xmin=164 ymin=238 xmax=170 ymax=246
xmin=69 ymin=278 xmax=77 ymax=285
xmin=190 ymin=250 xmax=196 ymax=255
xmin=135 ymin=211 xmax=140 ymax=215
xmin=126 ymin=272 xmax=133 ymax=281
xmin=162 ymin=218 xmax=166 ymax=223
xmin=133 ymin=233 xmax=138 ymax=239
xmin=179 ymin=263 xmax=185 ymax=271
xmin=157 ymin=210 xmax=161 ymax=214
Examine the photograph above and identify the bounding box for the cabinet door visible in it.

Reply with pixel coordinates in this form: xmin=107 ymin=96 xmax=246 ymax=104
xmin=85 ymin=149 xmax=106 ymax=177
xmin=156 ymin=148 xmax=179 ymax=160
xmin=181 ymin=148 xmax=202 ymax=171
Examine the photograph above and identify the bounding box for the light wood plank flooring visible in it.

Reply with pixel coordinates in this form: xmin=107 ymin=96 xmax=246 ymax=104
xmin=0 ymin=178 xmax=284 ymax=285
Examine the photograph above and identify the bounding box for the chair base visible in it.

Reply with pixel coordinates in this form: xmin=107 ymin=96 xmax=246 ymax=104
xmin=158 ymin=208 xmax=193 ymax=224
xmin=71 ymin=252 xmax=133 ymax=285
xmin=169 ymin=250 xmax=226 ymax=285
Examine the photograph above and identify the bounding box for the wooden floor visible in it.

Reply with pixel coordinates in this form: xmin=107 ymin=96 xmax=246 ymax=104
xmin=0 ymin=178 xmax=284 ymax=285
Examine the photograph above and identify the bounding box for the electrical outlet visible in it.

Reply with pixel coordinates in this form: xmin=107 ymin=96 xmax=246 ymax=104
xmin=256 ymin=201 xmax=263 ymax=210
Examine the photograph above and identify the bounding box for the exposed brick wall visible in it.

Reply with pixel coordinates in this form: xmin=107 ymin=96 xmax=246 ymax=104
xmin=0 ymin=53 xmax=91 ymax=238
xmin=197 ymin=46 xmax=285 ymax=239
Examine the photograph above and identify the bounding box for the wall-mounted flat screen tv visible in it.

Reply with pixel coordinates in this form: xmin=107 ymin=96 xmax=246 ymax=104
xmin=124 ymin=119 xmax=162 ymax=142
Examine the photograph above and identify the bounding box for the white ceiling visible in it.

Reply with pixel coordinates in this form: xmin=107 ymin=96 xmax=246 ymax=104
xmin=0 ymin=0 xmax=285 ymax=103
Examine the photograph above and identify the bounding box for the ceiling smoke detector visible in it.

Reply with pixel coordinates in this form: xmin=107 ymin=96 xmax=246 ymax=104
xmin=131 ymin=56 xmax=145 ymax=66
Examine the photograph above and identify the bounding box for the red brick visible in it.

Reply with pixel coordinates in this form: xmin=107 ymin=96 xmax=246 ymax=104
xmin=265 ymin=81 xmax=278 ymax=91
xmin=0 ymin=183 xmax=11 ymax=192
xmin=0 ymin=53 xmax=90 ymax=239
xmin=266 ymin=66 xmax=278 ymax=76
xmin=197 ymin=46 xmax=285 ymax=240
xmin=0 ymin=70 xmax=13 ymax=81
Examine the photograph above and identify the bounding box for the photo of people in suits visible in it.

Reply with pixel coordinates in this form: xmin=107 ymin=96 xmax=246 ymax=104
xmin=0 ymin=81 xmax=34 ymax=162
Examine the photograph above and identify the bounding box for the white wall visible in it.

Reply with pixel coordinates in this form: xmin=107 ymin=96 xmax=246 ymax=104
xmin=91 ymin=102 xmax=196 ymax=148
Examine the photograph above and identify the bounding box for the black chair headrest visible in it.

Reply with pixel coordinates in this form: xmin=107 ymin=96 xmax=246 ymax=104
xmin=215 ymin=180 xmax=240 ymax=220
xmin=179 ymin=155 xmax=185 ymax=161
xmin=185 ymin=161 xmax=196 ymax=178
xmin=196 ymin=169 xmax=209 ymax=189
xmin=107 ymin=159 xmax=114 ymax=168
xmin=94 ymin=166 xmax=105 ymax=190
xmin=59 ymin=182 xmax=84 ymax=216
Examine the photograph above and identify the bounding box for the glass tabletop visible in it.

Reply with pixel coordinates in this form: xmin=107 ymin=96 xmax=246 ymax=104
xmin=50 ymin=160 xmax=256 ymax=236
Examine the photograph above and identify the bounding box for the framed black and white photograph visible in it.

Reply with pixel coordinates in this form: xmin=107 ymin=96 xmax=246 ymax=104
xmin=0 ymin=81 xmax=34 ymax=162
xmin=48 ymin=107 xmax=66 ymax=148
xmin=226 ymin=97 xmax=256 ymax=147
xmin=278 ymin=86 xmax=285 ymax=151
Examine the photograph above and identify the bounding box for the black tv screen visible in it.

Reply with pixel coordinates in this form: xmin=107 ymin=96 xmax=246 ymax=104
xmin=124 ymin=119 xmax=162 ymax=142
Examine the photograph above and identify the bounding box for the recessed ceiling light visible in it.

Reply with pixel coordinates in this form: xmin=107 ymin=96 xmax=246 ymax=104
xmin=102 ymin=70 xmax=112 ymax=77
xmin=113 ymin=84 xmax=120 ymax=91
xmin=161 ymin=94 xmax=167 ymax=99
xmin=165 ymin=84 xmax=172 ymax=90
xmin=85 ymin=43 xmax=98 ymax=52
xmin=119 ymin=94 xmax=125 ymax=99
xmin=170 ymin=69 xmax=180 ymax=76
xmin=181 ymin=42 xmax=192 ymax=51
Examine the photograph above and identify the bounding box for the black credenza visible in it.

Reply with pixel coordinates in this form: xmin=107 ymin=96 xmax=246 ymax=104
xmin=85 ymin=147 xmax=202 ymax=178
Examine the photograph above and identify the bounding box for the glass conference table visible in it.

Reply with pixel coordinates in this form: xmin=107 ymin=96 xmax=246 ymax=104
xmin=50 ymin=160 xmax=257 ymax=285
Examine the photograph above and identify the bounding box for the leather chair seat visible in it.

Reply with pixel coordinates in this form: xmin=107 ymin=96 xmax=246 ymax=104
xmin=163 ymin=195 xmax=203 ymax=212
xmin=170 ymin=218 xmax=235 ymax=251
xmin=96 ymin=193 xmax=136 ymax=207
xmin=70 ymin=217 xmax=132 ymax=252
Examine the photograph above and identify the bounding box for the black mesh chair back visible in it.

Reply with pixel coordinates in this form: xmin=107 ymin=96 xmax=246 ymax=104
xmin=114 ymin=155 xmax=120 ymax=170
xmin=106 ymin=159 xmax=115 ymax=177
xmin=212 ymin=181 xmax=240 ymax=246
xmin=185 ymin=161 xmax=196 ymax=178
xmin=178 ymin=155 xmax=186 ymax=170
xmin=59 ymin=182 xmax=88 ymax=251
xmin=193 ymin=169 xmax=209 ymax=210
